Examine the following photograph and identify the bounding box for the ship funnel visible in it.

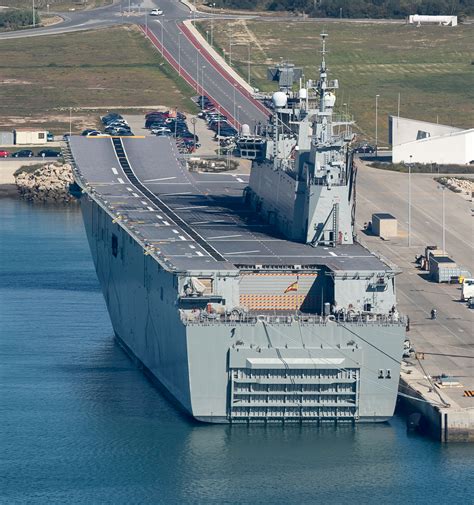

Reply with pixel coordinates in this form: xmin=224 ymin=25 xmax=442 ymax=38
xmin=272 ymin=91 xmax=287 ymax=108
xmin=241 ymin=124 xmax=251 ymax=136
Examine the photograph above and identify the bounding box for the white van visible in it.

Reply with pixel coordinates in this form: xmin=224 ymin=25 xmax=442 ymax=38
xmin=461 ymin=278 xmax=474 ymax=301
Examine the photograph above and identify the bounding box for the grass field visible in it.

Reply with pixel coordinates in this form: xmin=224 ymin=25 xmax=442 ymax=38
xmin=0 ymin=25 xmax=196 ymax=134
xmin=198 ymin=20 xmax=473 ymax=144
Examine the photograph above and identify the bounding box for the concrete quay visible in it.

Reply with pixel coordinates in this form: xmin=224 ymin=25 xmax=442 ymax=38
xmin=355 ymin=160 xmax=474 ymax=442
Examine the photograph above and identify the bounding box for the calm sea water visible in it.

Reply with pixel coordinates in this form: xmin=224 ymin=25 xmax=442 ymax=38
xmin=1 ymin=197 xmax=473 ymax=505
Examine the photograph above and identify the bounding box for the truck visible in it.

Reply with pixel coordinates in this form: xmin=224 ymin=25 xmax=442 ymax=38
xmin=461 ymin=278 xmax=474 ymax=301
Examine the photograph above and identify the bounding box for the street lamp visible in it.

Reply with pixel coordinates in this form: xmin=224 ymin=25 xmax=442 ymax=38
xmin=69 ymin=107 xmax=72 ymax=138
xmin=32 ymin=0 xmax=35 ymax=28
xmin=178 ymin=31 xmax=182 ymax=76
xmin=438 ymin=184 xmax=446 ymax=252
xmin=247 ymin=44 xmax=251 ymax=85
xmin=210 ymin=3 xmax=216 ymax=46
xmin=408 ymin=154 xmax=412 ymax=247
xmin=160 ymin=18 xmax=164 ymax=56
xmin=191 ymin=117 xmax=197 ymax=150
xmin=375 ymin=94 xmax=380 ymax=157
xmin=233 ymin=84 xmax=237 ymax=127
xmin=201 ymin=65 xmax=206 ymax=96
xmin=196 ymin=49 xmax=201 ymax=94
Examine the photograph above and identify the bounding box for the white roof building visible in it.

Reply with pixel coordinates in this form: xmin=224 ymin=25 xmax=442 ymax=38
xmin=389 ymin=116 xmax=474 ymax=165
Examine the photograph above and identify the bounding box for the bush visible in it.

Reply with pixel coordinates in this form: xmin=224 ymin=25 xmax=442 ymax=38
xmin=0 ymin=9 xmax=39 ymax=30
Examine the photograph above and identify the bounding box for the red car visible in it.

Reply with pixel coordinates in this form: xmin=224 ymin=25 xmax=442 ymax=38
xmin=0 ymin=149 xmax=10 ymax=158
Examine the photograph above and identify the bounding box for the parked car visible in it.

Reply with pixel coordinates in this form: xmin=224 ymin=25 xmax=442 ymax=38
xmin=38 ymin=149 xmax=62 ymax=158
xmin=354 ymin=144 xmax=375 ymax=154
xmin=81 ymin=129 xmax=102 ymax=136
xmin=150 ymin=8 xmax=163 ymax=16
xmin=12 ymin=149 xmax=33 ymax=158
xmin=102 ymin=113 xmax=123 ymax=125
xmin=0 ymin=149 xmax=10 ymax=158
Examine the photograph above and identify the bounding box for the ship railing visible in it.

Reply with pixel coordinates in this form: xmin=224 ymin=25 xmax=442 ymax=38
xmin=180 ymin=310 xmax=406 ymax=326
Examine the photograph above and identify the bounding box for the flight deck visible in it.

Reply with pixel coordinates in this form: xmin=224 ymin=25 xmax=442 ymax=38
xmin=69 ymin=136 xmax=389 ymax=273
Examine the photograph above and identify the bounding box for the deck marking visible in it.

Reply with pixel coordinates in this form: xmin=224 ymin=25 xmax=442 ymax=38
xmin=179 ymin=235 xmax=186 ymax=241
xmin=144 ymin=176 xmax=177 ymax=182
xmin=162 ymin=221 xmax=170 ymax=226
xmin=196 ymin=251 xmax=204 ymax=256
xmin=225 ymin=250 xmax=261 ymax=255
xmin=117 ymin=178 xmax=125 ymax=184
xmin=147 ymin=206 xmax=154 ymax=211
xmin=156 ymin=215 xmax=163 ymax=219
xmin=132 ymin=192 xmax=139 ymax=198
xmin=172 ymin=229 xmax=179 ymax=234
xmin=329 ymin=251 xmax=337 ymax=257
xmin=111 ymin=167 xmax=118 ymax=175
xmin=236 ymin=178 xmax=244 ymax=183
xmin=209 ymin=234 xmax=242 ymax=240
xmin=189 ymin=245 xmax=196 ymax=249
xmin=126 ymin=187 xmax=133 ymax=192
xmin=141 ymin=200 xmax=148 ymax=205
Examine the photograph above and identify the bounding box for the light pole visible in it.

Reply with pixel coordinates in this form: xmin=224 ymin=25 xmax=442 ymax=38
xmin=375 ymin=94 xmax=380 ymax=157
xmin=438 ymin=184 xmax=446 ymax=252
xmin=206 ymin=30 xmax=209 ymax=44
xmin=178 ymin=31 xmax=182 ymax=76
xmin=69 ymin=107 xmax=72 ymax=137
xmin=210 ymin=3 xmax=215 ymax=46
xmin=229 ymin=36 xmax=232 ymax=66
xmin=201 ymin=65 xmax=206 ymax=97
xmin=191 ymin=117 xmax=197 ymax=150
xmin=247 ymin=43 xmax=251 ymax=85
xmin=196 ymin=49 xmax=201 ymax=94
xmin=233 ymin=84 xmax=237 ymax=127
xmin=237 ymin=106 xmax=242 ymax=131
xmin=408 ymin=154 xmax=412 ymax=247
xmin=32 ymin=0 xmax=35 ymax=28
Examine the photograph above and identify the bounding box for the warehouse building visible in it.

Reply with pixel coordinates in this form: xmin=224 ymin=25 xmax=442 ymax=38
xmin=389 ymin=116 xmax=474 ymax=165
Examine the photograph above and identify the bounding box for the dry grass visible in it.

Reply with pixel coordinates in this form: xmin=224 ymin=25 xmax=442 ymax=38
xmin=0 ymin=25 xmax=197 ymax=134
xmin=0 ymin=0 xmax=112 ymax=11
xmin=199 ymin=19 xmax=474 ymax=144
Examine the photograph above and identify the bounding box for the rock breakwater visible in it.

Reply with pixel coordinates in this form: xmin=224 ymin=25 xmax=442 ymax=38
xmin=15 ymin=162 xmax=76 ymax=203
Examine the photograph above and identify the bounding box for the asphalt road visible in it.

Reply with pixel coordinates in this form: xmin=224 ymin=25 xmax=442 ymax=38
xmin=355 ymin=162 xmax=474 ymax=406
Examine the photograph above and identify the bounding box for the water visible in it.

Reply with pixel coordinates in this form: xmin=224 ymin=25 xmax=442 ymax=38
xmin=1 ymin=197 xmax=473 ymax=505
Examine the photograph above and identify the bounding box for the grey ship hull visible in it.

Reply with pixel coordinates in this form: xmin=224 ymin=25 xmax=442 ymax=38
xmin=80 ymin=195 xmax=406 ymax=423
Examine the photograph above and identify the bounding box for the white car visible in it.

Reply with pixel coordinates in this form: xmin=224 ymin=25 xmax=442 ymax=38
xmin=150 ymin=8 xmax=163 ymax=16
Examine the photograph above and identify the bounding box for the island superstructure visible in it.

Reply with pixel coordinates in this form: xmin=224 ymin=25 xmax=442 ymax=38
xmin=66 ymin=35 xmax=407 ymax=423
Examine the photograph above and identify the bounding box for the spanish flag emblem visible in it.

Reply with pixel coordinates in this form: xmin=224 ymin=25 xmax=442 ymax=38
xmin=284 ymin=280 xmax=298 ymax=293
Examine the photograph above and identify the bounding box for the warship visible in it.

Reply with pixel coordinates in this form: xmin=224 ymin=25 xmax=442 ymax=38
xmin=66 ymin=35 xmax=406 ymax=423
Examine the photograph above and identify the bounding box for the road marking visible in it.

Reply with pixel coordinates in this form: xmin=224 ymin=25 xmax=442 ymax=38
xmin=179 ymin=235 xmax=186 ymax=241
xmin=147 ymin=206 xmax=154 ymax=211
xmin=141 ymin=200 xmax=148 ymax=205
xmin=196 ymin=251 xmax=204 ymax=256
xmin=172 ymin=229 xmax=179 ymax=234
xmin=156 ymin=215 xmax=163 ymax=219
xmin=126 ymin=187 xmax=133 ymax=192
xmin=163 ymin=221 xmax=170 ymax=226
xmin=132 ymin=192 xmax=139 ymax=197
xmin=236 ymin=178 xmax=244 ymax=182
xmin=209 ymin=234 xmax=242 ymax=240
xmin=189 ymin=245 xmax=196 ymax=249
xmin=117 ymin=178 xmax=125 ymax=184
xmin=111 ymin=167 xmax=118 ymax=175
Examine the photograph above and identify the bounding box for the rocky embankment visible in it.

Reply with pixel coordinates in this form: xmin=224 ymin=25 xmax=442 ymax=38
xmin=437 ymin=176 xmax=474 ymax=196
xmin=15 ymin=162 xmax=76 ymax=203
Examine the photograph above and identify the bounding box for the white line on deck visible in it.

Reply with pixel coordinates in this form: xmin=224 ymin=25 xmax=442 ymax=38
xmin=172 ymin=229 xmax=179 ymax=234
xmin=147 ymin=206 xmax=154 ymax=211
xmin=179 ymin=235 xmax=186 ymax=241
xmin=117 ymin=178 xmax=125 ymax=184
xmin=162 ymin=221 xmax=170 ymax=226
xmin=208 ymin=234 xmax=242 ymax=240
xmin=189 ymin=245 xmax=196 ymax=249
xmin=196 ymin=251 xmax=204 ymax=256
xmin=174 ymin=205 xmax=210 ymax=210
xmin=132 ymin=193 xmax=139 ymax=198
xmin=141 ymin=200 xmax=148 ymax=205
xmin=160 ymin=192 xmax=192 ymax=196
xmin=143 ymin=176 xmax=177 ymax=182
xmin=111 ymin=167 xmax=118 ymax=175
xmin=126 ymin=187 xmax=133 ymax=192
xmin=156 ymin=215 xmax=163 ymax=219
xmin=329 ymin=251 xmax=337 ymax=257
xmin=236 ymin=178 xmax=244 ymax=183
xmin=225 ymin=250 xmax=261 ymax=255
